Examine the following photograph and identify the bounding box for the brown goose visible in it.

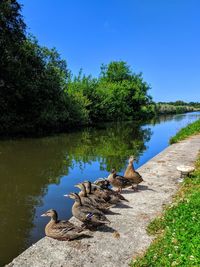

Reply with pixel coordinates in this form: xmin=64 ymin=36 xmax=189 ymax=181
xmin=107 ymin=169 xmax=133 ymax=193
xmin=124 ymin=156 xmax=143 ymax=190
xmin=41 ymin=209 xmax=87 ymax=240
xmin=66 ymin=193 xmax=111 ymax=227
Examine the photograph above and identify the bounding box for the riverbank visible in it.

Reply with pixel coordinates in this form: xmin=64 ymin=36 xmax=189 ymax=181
xmin=170 ymin=119 xmax=200 ymax=144
xmin=7 ymin=134 xmax=200 ymax=267
xmin=131 ymin=119 xmax=200 ymax=266
xmin=131 ymin=155 xmax=200 ymax=267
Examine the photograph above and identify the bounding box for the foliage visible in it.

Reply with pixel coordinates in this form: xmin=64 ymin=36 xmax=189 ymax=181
xmin=5 ymin=1 xmax=197 ymax=136
xmin=131 ymin=156 xmax=200 ymax=267
xmin=1 ymin=36 xmax=71 ymax=134
xmin=67 ymin=71 xmax=96 ymax=124
xmin=156 ymin=103 xmax=195 ymax=115
xmin=99 ymin=62 xmax=154 ymax=118
xmin=68 ymin=62 xmax=155 ymax=123
xmin=156 ymin=101 xmax=200 ymax=116
xmin=158 ymin=101 xmax=200 ymax=108
xmin=1 ymin=0 xmax=199 ymax=137
xmin=170 ymin=119 xmax=200 ymax=144
xmin=100 ymin=61 xmax=132 ymax=82
xmin=0 ymin=0 xmax=155 ymax=136
xmin=67 ymin=86 xmax=91 ymax=125
xmin=0 ymin=0 xmax=73 ymax=135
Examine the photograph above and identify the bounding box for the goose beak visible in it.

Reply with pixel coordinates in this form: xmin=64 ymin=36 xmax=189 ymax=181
xmin=102 ymin=219 xmax=111 ymax=224
xmin=41 ymin=213 xmax=47 ymax=217
xmin=74 ymin=183 xmax=81 ymax=188
xmin=64 ymin=193 xmax=75 ymax=199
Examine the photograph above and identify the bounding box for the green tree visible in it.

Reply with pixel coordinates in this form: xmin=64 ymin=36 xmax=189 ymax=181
xmin=98 ymin=61 xmax=154 ymax=120
xmin=100 ymin=61 xmax=132 ymax=82
xmin=0 ymin=1 xmax=155 ymax=135
xmin=0 ymin=1 xmax=72 ymax=134
xmin=67 ymin=61 xmax=154 ymax=123
xmin=0 ymin=0 xmax=26 ymax=131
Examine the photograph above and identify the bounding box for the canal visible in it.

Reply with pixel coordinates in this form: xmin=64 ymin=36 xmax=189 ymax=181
xmin=0 ymin=112 xmax=200 ymax=266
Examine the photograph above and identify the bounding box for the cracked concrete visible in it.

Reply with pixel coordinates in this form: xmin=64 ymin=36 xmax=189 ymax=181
xmin=7 ymin=135 xmax=200 ymax=267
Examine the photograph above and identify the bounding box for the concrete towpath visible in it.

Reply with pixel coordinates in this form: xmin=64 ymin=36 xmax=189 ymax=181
xmin=7 ymin=135 xmax=200 ymax=267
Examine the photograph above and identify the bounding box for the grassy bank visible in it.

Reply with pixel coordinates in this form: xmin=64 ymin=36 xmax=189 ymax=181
xmin=170 ymin=119 xmax=200 ymax=144
xmin=131 ymin=157 xmax=200 ymax=267
xmin=130 ymin=124 xmax=200 ymax=267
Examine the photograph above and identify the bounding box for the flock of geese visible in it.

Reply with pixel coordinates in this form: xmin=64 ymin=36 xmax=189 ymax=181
xmin=41 ymin=156 xmax=143 ymax=241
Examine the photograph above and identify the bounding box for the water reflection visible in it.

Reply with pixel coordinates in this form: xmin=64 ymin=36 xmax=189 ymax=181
xmin=0 ymin=121 xmax=151 ymax=265
xmin=0 ymin=112 xmax=200 ymax=265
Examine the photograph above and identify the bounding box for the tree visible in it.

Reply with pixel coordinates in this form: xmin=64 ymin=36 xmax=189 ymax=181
xmin=0 ymin=0 xmax=26 ymax=132
xmin=0 ymin=1 xmax=72 ymax=134
xmin=100 ymin=61 xmax=132 ymax=82
xmin=98 ymin=61 xmax=154 ymax=120
xmin=0 ymin=1 xmax=155 ymax=135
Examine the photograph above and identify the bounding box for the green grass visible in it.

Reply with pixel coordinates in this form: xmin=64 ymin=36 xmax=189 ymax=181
xmin=170 ymin=119 xmax=200 ymax=144
xmin=130 ymin=158 xmax=200 ymax=267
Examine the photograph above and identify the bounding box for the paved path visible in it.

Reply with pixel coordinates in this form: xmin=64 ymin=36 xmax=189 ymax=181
xmin=7 ymin=135 xmax=200 ymax=267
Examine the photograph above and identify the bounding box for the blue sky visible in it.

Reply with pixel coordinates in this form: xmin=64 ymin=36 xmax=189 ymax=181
xmin=19 ymin=0 xmax=200 ymax=102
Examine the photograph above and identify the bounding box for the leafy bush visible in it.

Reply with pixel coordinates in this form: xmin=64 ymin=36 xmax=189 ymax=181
xmin=156 ymin=104 xmax=194 ymax=115
xmin=68 ymin=62 xmax=155 ymax=123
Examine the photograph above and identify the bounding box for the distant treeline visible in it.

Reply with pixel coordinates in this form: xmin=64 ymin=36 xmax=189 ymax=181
xmin=155 ymin=101 xmax=200 ymax=115
xmin=0 ymin=1 xmax=199 ymax=136
xmin=158 ymin=101 xmax=200 ymax=107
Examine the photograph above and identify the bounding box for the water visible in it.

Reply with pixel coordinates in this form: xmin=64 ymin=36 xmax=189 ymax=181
xmin=0 ymin=112 xmax=200 ymax=266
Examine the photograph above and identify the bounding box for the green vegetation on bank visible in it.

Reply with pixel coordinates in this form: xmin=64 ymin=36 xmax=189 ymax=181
xmin=155 ymin=101 xmax=200 ymax=115
xmin=131 ymin=157 xmax=200 ymax=267
xmin=1 ymin=0 xmax=199 ymax=136
xmin=131 ymin=123 xmax=200 ymax=266
xmin=0 ymin=0 xmax=154 ymax=136
xmin=170 ymin=119 xmax=200 ymax=144
xmin=158 ymin=100 xmax=200 ymax=108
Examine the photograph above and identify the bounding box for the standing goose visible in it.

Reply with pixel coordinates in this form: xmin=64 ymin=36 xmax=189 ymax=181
xmin=107 ymin=169 xmax=133 ymax=193
xmin=41 ymin=209 xmax=88 ymax=240
xmin=66 ymin=192 xmax=111 ymax=227
xmin=124 ymin=156 xmax=143 ymax=190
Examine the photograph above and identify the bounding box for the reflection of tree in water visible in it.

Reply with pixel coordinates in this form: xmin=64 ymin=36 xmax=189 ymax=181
xmin=149 ymin=114 xmax=186 ymax=125
xmin=59 ymin=122 xmax=152 ymax=171
xmin=0 ymin=121 xmax=151 ymax=265
xmin=0 ymin=140 xmax=67 ymax=265
xmin=146 ymin=112 xmax=200 ymax=127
